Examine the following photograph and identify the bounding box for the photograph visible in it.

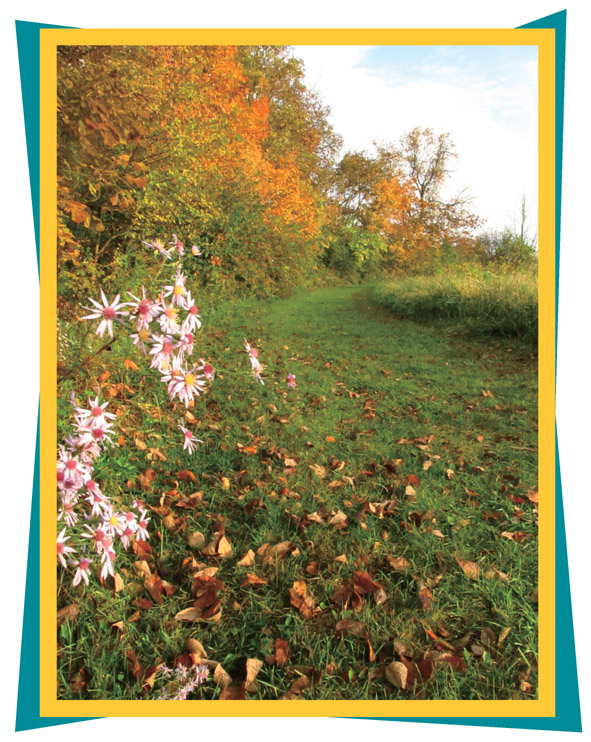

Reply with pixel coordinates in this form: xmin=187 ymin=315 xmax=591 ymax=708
xmin=52 ymin=36 xmax=541 ymax=706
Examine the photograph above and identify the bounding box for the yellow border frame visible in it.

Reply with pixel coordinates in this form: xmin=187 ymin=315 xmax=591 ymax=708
xmin=41 ymin=27 xmax=555 ymax=718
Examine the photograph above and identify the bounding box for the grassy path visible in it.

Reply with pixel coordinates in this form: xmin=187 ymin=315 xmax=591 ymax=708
xmin=59 ymin=285 xmax=539 ymax=701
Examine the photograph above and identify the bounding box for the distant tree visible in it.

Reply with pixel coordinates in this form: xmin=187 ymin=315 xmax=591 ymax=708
xmin=475 ymin=228 xmax=537 ymax=267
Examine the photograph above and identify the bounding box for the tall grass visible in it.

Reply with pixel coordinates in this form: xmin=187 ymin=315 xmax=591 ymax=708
xmin=371 ymin=270 xmax=538 ymax=343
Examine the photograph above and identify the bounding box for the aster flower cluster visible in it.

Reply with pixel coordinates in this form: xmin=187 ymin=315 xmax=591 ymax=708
xmin=154 ymin=662 xmax=209 ymax=700
xmin=81 ymin=242 xmax=215 ymax=452
xmin=57 ymin=395 xmax=151 ymax=586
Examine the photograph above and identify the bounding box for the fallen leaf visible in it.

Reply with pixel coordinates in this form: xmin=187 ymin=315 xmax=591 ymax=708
xmin=423 ymin=461 xmax=433 ymax=471
xmin=289 ymin=580 xmax=318 ymax=619
xmin=405 ymin=485 xmax=417 ymax=499
xmin=241 ymin=573 xmax=268 ymax=587
xmin=308 ymin=464 xmax=327 ymax=478
xmin=213 ymin=663 xmax=232 ymax=689
xmin=445 ymin=469 xmax=455 ymax=480
xmin=187 ymin=531 xmax=206 ymax=549
xmin=57 ymin=603 xmax=79 ymax=627
xmin=385 ymin=661 xmax=408 ymax=689
xmin=177 ymin=470 xmax=198 ymax=483
xmin=274 ymin=638 xmax=291 ymax=668
xmin=386 ymin=555 xmax=410 ymax=572
xmin=417 ymin=578 xmax=433 ymax=613
xmin=237 ymin=549 xmax=256 ymax=567
xmin=456 ymin=557 xmax=480 ymax=580
xmin=335 ymin=619 xmax=368 ymax=638
xmin=281 ymin=674 xmax=311 ymax=699
xmin=245 ymin=658 xmax=263 ymax=692
xmin=186 ymin=638 xmax=207 ymax=660
xmin=124 ymin=358 xmax=138 ymax=371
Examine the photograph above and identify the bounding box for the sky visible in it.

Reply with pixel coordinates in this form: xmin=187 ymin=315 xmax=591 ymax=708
xmin=292 ymin=44 xmax=538 ymax=236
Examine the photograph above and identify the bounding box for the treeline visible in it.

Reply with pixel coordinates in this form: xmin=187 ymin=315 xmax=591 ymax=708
xmin=57 ymin=45 xmax=531 ymax=306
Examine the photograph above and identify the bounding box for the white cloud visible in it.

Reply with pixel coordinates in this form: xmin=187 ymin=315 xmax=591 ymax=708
xmin=293 ymin=44 xmax=538 ymax=233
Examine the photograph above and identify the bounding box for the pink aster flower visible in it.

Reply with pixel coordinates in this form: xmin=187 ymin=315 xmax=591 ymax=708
xmin=150 ymin=334 xmax=177 ymax=371
xmin=102 ymin=506 xmax=126 ymax=537
xmin=81 ymin=524 xmax=107 ymax=553
xmin=72 ymin=557 xmax=92 ymax=587
xmin=131 ymin=327 xmax=151 ymax=354
xmin=142 ymin=238 xmax=172 ymax=259
xmin=163 ymin=270 xmax=187 ymax=307
xmin=286 ymin=373 xmax=297 ymax=390
xmin=198 ymin=360 xmax=215 ymax=381
xmin=100 ymin=547 xmax=116 ymax=580
xmin=127 ymin=287 xmax=161 ymax=330
xmin=158 ymin=302 xmax=181 ymax=335
xmin=173 ymin=366 xmax=207 ymax=407
xmin=244 ymin=338 xmax=264 ymax=385
xmin=169 ymin=233 xmax=184 ymax=257
xmin=136 ymin=510 xmax=151 ymax=541
xmin=81 ymin=290 xmax=128 ymax=338
xmin=58 ymin=500 xmax=79 ymax=528
xmin=181 ymin=291 xmax=202 ymax=333
xmin=74 ymin=396 xmax=116 ymax=427
xmin=178 ymin=422 xmax=203 ymax=455
xmin=76 ymin=418 xmax=114 ymax=449
xmin=191 ymin=244 xmax=202 ymax=256
xmin=177 ymin=331 xmax=194 ymax=361
xmin=57 ymin=528 xmax=76 ymax=568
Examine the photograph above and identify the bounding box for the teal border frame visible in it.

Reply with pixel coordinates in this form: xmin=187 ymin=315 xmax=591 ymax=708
xmin=15 ymin=12 xmax=580 ymax=732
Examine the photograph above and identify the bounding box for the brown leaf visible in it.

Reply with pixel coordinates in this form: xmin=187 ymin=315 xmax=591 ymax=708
xmin=245 ymin=658 xmax=263 ymax=691
xmin=213 ymin=663 xmax=232 ymax=689
xmin=305 ymin=561 xmax=319 ymax=576
xmin=241 ymin=573 xmax=268 ymax=587
xmin=308 ymin=463 xmax=327 ymax=478
xmin=57 ymin=603 xmax=79 ymax=627
xmin=126 ymin=649 xmax=144 ymax=681
xmin=281 ymin=674 xmax=311 ymax=699
xmin=262 ymin=540 xmax=293 ymax=565
xmin=423 ymin=460 xmax=433 ymax=471
xmin=289 ymin=580 xmax=318 ymax=619
xmin=219 ymin=684 xmax=247 ymax=700
xmin=417 ymin=579 xmax=433 ymax=613
xmin=187 ymin=531 xmax=206 ymax=549
xmin=385 ymin=661 xmax=408 ymax=689
xmin=124 ymin=358 xmax=138 ymax=371
xmin=328 ymin=510 xmax=348 ymax=528
xmin=186 ymin=638 xmax=207 ymax=660
xmin=335 ymin=619 xmax=368 ymax=638
xmin=386 ymin=555 xmax=410 ymax=572
xmin=237 ymin=549 xmax=256 ymax=567
xmin=177 ymin=470 xmax=198 ymax=483
xmin=456 ymin=557 xmax=480 ymax=580
xmin=240 ymin=445 xmax=258 ymax=456
xmin=274 ymin=638 xmax=291 ymax=668
xmin=445 ymin=468 xmax=455 ymax=480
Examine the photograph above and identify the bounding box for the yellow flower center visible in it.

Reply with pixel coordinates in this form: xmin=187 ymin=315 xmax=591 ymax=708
xmin=174 ymin=285 xmax=185 ymax=296
xmin=165 ymin=306 xmax=178 ymax=320
xmin=109 ymin=515 xmax=118 ymax=527
xmin=138 ymin=328 xmax=149 ymax=341
xmin=185 ymin=373 xmax=195 ymax=387
xmin=161 ymin=360 xmax=168 ymax=370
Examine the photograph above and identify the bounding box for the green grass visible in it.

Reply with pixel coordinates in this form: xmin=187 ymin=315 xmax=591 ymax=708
xmin=371 ymin=271 xmax=538 ymax=343
xmin=57 ymin=285 xmax=538 ymax=701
